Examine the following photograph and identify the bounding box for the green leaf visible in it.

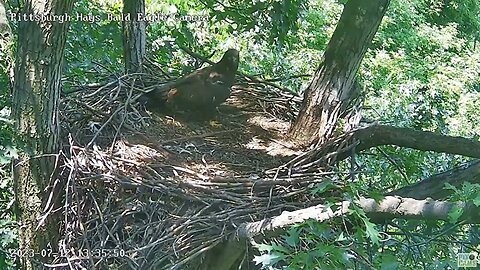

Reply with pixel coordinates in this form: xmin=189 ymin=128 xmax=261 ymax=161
xmin=369 ymin=191 xmax=385 ymax=203
xmin=271 ymin=243 xmax=290 ymax=254
xmin=283 ymin=227 xmax=300 ymax=247
xmin=336 ymin=232 xmax=347 ymax=242
xmin=364 ymin=219 xmax=380 ymax=245
xmin=380 ymin=254 xmax=400 ymax=270
xmin=310 ymin=179 xmax=334 ymax=195
xmin=448 ymin=205 xmax=463 ymax=223
xmin=251 ymin=242 xmax=272 ymax=252
xmin=473 ymin=193 xmax=480 ymax=207
xmin=253 ymin=253 xmax=284 ymax=267
xmin=444 ymin=183 xmax=457 ymax=192
xmin=0 ymin=253 xmax=8 ymax=269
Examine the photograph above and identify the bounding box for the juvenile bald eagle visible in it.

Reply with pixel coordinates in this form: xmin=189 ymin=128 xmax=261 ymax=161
xmin=144 ymin=49 xmax=239 ymax=114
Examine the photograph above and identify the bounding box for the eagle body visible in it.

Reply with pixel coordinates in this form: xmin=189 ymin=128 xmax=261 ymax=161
xmin=145 ymin=49 xmax=239 ymax=114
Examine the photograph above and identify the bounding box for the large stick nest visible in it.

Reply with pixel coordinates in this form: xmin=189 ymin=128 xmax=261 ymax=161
xmin=52 ymin=58 xmax=348 ymax=269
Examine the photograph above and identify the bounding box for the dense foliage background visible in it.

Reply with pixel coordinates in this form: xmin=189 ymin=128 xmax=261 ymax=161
xmin=1 ymin=0 xmax=479 ymax=268
xmin=0 ymin=7 xmax=16 ymax=268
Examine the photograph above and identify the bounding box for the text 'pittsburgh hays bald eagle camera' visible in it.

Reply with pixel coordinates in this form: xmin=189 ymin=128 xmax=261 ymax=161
xmin=144 ymin=49 xmax=240 ymax=115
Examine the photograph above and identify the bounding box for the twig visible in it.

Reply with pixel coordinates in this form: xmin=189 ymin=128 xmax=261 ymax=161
xmin=160 ymin=128 xmax=243 ymax=144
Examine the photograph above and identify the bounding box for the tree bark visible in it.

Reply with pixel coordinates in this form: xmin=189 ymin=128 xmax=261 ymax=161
xmin=235 ymin=196 xmax=480 ymax=240
xmin=354 ymin=125 xmax=480 ymax=158
xmin=12 ymin=1 xmax=74 ymax=269
xmin=204 ymin=196 xmax=480 ymax=269
xmin=123 ymin=0 xmax=146 ymax=73
xmin=289 ymin=0 xmax=390 ymax=146
xmin=391 ymin=161 xmax=480 ymax=200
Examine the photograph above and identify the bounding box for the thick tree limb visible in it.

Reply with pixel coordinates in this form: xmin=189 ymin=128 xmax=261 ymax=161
xmin=236 ymin=196 xmax=480 ymax=240
xmin=391 ymin=160 xmax=480 ymax=199
xmin=353 ymin=124 xmax=480 ymax=199
xmin=206 ymin=196 xmax=480 ymax=269
xmin=355 ymin=125 xmax=480 ymax=158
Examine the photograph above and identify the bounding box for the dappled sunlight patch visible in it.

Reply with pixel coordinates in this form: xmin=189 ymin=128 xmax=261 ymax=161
xmin=54 ymin=63 xmax=344 ymax=268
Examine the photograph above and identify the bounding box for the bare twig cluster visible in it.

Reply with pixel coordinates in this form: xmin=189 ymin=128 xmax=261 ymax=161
xmin=267 ymin=131 xmax=358 ymax=177
xmin=233 ymin=80 xmax=303 ymax=122
xmin=50 ymin=61 xmax=356 ymax=269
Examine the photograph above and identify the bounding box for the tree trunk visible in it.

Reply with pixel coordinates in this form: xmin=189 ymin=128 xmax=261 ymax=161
xmin=289 ymin=0 xmax=390 ymax=146
xmin=123 ymin=0 xmax=146 ymax=73
xmin=12 ymin=1 xmax=74 ymax=269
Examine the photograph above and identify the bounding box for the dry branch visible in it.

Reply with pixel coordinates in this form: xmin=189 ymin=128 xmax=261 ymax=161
xmin=55 ymin=67 xmax=328 ymax=269
xmin=355 ymin=125 xmax=480 ymax=158
xmin=54 ymin=53 xmax=480 ymax=270
xmin=392 ymin=160 xmax=480 ymax=199
xmin=270 ymin=124 xmax=480 ymax=179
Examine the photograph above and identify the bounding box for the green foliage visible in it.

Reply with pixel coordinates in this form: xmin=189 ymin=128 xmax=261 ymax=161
xmin=3 ymin=0 xmax=478 ymax=268
xmin=0 ymin=218 xmax=17 ymax=270
xmin=364 ymin=0 xmax=480 ymax=136
xmin=0 ymin=100 xmax=15 ymax=259
xmin=419 ymin=0 xmax=480 ymax=41
xmin=0 ymin=123 xmax=16 ymax=270
xmin=254 ymin=204 xmax=471 ymax=269
xmin=164 ymin=0 xmax=307 ymax=49
xmin=250 ymin=0 xmax=480 ymax=267
xmin=64 ymin=0 xmax=123 ymax=90
xmin=0 ymin=85 xmax=16 ymax=270
xmin=253 ymin=221 xmax=352 ymax=269
xmin=252 ymin=203 xmax=416 ymax=269
xmin=0 ymin=4 xmax=16 ymax=268
xmin=360 ymin=0 xmax=480 ymax=189
xmin=145 ymin=0 xmax=340 ymax=92
xmin=446 ymin=181 xmax=480 ymax=206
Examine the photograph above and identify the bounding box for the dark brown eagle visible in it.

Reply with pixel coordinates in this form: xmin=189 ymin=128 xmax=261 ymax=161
xmin=144 ymin=49 xmax=239 ymax=114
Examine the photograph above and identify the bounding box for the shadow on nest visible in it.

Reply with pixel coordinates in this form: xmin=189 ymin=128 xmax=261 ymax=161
xmin=55 ymin=50 xmax=346 ymax=269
